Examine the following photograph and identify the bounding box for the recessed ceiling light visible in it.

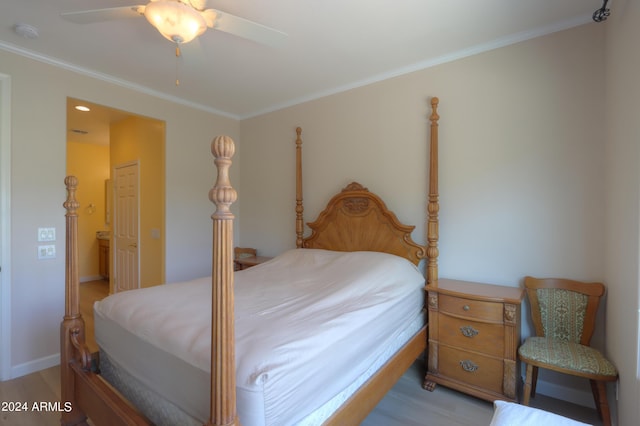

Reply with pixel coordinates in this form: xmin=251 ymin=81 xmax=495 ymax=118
xmin=75 ymin=105 xmax=90 ymax=112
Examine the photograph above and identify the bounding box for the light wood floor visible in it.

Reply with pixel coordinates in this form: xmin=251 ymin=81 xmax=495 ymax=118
xmin=78 ymin=279 xmax=110 ymax=353
xmin=361 ymin=361 xmax=602 ymax=426
xmin=1 ymin=280 xmax=602 ymax=425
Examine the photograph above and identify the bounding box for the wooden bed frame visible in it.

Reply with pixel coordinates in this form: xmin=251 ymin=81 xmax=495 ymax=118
xmin=60 ymin=97 xmax=441 ymax=426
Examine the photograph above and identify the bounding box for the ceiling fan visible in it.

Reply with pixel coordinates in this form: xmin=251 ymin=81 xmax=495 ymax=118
xmin=60 ymin=0 xmax=288 ymax=48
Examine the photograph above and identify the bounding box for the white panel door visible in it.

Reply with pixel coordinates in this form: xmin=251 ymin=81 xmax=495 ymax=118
xmin=114 ymin=162 xmax=139 ymax=292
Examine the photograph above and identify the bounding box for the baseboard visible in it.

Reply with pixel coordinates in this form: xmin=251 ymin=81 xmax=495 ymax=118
xmin=523 ymin=376 xmax=595 ymax=409
xmin=10 ymin=353 xmax=59 ymax=380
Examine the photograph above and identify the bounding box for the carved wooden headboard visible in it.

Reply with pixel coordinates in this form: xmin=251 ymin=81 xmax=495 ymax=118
xmin=301 ymin=182 xmax=426 ymax=265
xmin=294 ymin=97 xmax=439 ymax=272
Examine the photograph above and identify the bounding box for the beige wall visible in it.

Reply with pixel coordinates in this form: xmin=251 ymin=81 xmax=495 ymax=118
xmin=1 ymin=48 xmax=239 ymax=375
xmin=111 ymin=116 xmax=166 ymax=289
xmin=66 ymin=141 xmax=110 ymax=279
xmin=240 ymin=23 xmax=607 ymax=407
xmin=604 ymin=0 xmax=640 ymax=424
xmin=240 ymin=23 xmax=605 ymax=282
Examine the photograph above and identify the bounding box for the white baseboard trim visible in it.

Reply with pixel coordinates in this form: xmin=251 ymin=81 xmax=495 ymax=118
xmin=10 ymin=353 xmax=59 ymax=380
xmin=524 ymin=376 xmax=595 ymax=408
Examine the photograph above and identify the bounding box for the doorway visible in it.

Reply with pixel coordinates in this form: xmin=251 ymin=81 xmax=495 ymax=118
xmin=66 ymin=98 xmax=165 ymax=293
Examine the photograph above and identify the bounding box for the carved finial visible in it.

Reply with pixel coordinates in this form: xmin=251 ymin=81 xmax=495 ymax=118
xmin=209 ymin=136 xmax=237 ymax=218
xmin=64 ymin=175 xmax=80 ymax=214
xmin=430 ymin=97 xmax=440 ymax=123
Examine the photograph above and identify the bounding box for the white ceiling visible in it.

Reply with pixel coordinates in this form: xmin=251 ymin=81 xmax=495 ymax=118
xmin=3 ymin=1 xmax=605 ymax=127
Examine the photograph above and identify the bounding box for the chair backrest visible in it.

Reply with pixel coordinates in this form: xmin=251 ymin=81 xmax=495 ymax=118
xmin=524 ymin=276 xmax=605 ymax=346
xmin=234 ymin=247 xmax=257 ymax=259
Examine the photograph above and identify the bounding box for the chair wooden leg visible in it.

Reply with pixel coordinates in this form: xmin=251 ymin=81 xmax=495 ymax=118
xmin=530 ymin=365 xmax=538 ymax=398
xmin=591 ymin=380 xmax=612 ymax=426
xmin=589 ymin=380 xmax=602 ymax=419
xmin=522 ymin=363 xmax=534 ymax=405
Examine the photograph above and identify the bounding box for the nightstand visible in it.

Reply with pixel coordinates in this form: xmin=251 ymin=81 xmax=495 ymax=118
xmin=423 ymin=279 xmax=524 ymax=402
xmin=234 ymin=255 xmax=272 ymax=270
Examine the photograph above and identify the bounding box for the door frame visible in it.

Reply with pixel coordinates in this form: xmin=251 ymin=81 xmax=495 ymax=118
xmin=0 ymin=73 xmax=12 ymax=380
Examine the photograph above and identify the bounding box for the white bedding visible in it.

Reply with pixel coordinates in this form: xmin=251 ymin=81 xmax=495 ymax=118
xmin=94 ymin=248 xmax=425 ymax=425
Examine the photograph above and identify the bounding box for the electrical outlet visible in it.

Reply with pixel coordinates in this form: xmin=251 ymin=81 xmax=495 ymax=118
xmin=37 ymin=244 xmax=56 ymax=260
xmin=38 ymin=227 xmax=56 ymax=242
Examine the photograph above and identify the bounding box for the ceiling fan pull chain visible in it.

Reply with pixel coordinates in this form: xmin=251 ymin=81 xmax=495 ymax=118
xmin=175 ymin=44 xmax=182 ymax=86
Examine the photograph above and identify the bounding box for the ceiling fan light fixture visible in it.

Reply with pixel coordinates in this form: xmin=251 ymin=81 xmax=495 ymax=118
xmin=144 ymin=0 xmax=207 ymax=44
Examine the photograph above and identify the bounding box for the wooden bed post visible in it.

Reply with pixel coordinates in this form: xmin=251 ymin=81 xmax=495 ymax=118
xmin=295 ymin=127 xmax=304 ymax=248
xmin=60 ymin=176 xmax=91 ymax=426
xmin=426 ymin=97 xmax=440 ymax=286
xmin=207 ymin=136 xmax=240 ymax=426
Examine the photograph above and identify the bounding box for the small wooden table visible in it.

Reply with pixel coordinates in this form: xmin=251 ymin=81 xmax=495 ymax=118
xmin=234 ymin=255 xmax=272 ymax=271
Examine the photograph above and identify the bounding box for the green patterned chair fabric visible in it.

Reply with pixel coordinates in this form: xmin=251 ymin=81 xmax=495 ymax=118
xmin=518 ymin=277 xmax=618 ymax=426
xmin=518 ymin=336 xmax=617 ymax=379
xmin=536 ymin=288 xmax=587 ymax=343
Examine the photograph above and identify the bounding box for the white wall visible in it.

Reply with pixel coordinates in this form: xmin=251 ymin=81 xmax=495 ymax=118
xmin=240 ymin=23 xmax=608 ymax=406
xmin=0 ymin=49 xmax=240 ymax=377
xmin=604 ymin=1 xmax=640 ymax=425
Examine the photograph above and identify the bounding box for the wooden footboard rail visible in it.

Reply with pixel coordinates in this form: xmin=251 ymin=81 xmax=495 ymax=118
xmin=61 ymin=137 xmax=240 ymax=426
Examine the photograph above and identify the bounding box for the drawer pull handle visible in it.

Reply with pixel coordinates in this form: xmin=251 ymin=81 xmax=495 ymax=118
xmin=460 ymin=325 xmax=479 ymax=338
xmin=463 ymin=305 xmax=470 ymax=311
xmin=460 ymin=360 xmax=479 ymax=372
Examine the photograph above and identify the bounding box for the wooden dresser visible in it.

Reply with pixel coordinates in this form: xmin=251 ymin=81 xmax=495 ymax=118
xmin=423 ymin=279 xmax=524 ymax=402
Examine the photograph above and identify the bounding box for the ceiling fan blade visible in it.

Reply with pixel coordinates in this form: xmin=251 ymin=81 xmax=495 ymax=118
xmin=210 ymin=9 xmax=287 ymax=48
xmin=61 ymin=6 xmax=145 ymax=24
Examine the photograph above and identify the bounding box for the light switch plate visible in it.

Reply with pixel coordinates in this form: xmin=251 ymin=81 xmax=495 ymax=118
xmin=38 ymin=227 xmax=56 ymax=242
xmin=38 ymin=244 xmax=56 ymax=259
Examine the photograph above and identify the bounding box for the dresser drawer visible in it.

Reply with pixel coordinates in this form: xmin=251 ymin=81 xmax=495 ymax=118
xmin=439 ymin=294 xmax=503 ymax=323
xmin=439 ymin=314 xmax=504 ymax=358
xmin=439 ymin=345 xmax=504 ymax=395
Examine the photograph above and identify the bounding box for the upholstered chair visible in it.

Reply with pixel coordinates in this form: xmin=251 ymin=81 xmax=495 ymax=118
xmin=518 ymin=276 xmax=618 ymax=426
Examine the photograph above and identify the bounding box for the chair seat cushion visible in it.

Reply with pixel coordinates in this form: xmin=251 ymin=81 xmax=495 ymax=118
xmin=519 ymin=337 xmax=617 ymax=378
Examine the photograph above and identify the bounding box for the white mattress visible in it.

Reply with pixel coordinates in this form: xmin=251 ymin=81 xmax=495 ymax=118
xmin=94 ymin=249 xmax=425 ymax=425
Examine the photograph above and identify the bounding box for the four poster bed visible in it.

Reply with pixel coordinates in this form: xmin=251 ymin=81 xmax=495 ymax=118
xmin=60 ymin=97 xmax=442 ymax=426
